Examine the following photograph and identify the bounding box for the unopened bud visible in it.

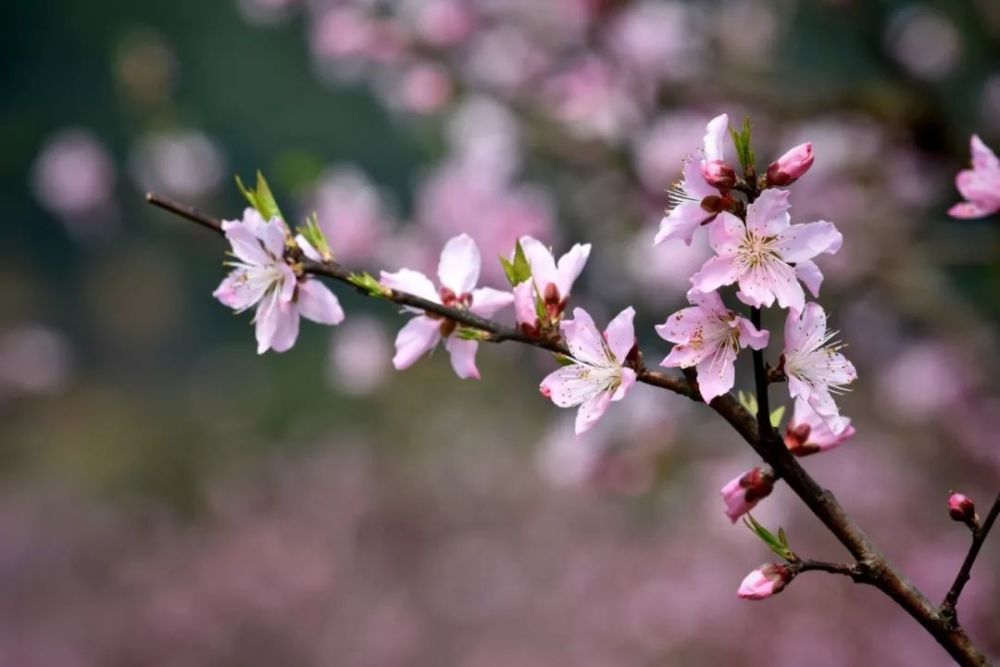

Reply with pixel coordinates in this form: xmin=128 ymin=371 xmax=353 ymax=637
xmin=766 ymin=142 xmax=814 ymax=186
xmin=720 ymin=467 xmax=775 ymax=523
xmin=948 ymin=492 xmax=977 ymax=524
xmin=738 ymin=563 xmax=794 ymax=600
xmin=702 ymin=159 xmax=737 ymax=190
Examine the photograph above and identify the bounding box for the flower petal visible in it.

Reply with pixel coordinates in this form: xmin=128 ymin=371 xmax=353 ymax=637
xmin=948 ymin=201 xmax=995 ymax=219
xmin=513 ymin=281 xmax=538 ymax=327
xmin=735 ymin=316 xmax=770 ymax=350
xmin=708 ymin=212 xmax=745 ymax=256
xmin=392 ymin=316 xmax=441 ymax=370
xmin=222 ymin=219 xmax=269 ymax=266
xmin=654 ymin=306 xmax=712 ymax=345
xmin=297 ymin=279 xmax=345 ymax=325
xmin=520 ymin=236 xmax=558 ymax=293
xmin=295 ymin=234 xmax=322 ymax=261
xmin=540 ymin=365 xmax=601 ymax=408
xmin=784 ymin=302 xmax=827 ymax=357
xmin=655 ymin=201 xmax=713 ymax=246
xmin=380 ymin=269 xmax=440 ymax=303
xmin=561 ymin=308 xmax=607 ymax=366
xmin=795 ymin=259 xmax=824 ymax=297
xmin=695 ymin=343 xmax=737 ymax=402
xmin=776 ymin=220 xmax=842 ymax=263
xmin=445 ymin=336 xmax=480 ymax=380
xmin=469 ymin=287 xmax=514 ymax=317
xmin=702 ymin=113 xmax=729 ymax=163
xmin=971 ymin=135 xmax=999 ymax=171
xmin=437 ymin=233 xmax=481 ymax=294
xmin=554 ymin=243 xmax=592 ymax=298
xmin=691 ymin=255 xmax=741 ymax=293
xmin=603 ymin=306 xmax=636 ymax=362
xmin=745 ymin=188 xmax=791 ymax=237
xmin=268 ymin=300 xmax=301 ymax=353
xmin=575 ymin=391 xmax=614 ymax=435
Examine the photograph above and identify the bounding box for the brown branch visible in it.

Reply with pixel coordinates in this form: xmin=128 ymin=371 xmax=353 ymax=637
xmin=146 ymin=192 xmax=992 ymax=667
xmin=942 ymin=491 xmax=1000 ymax=622
xmin=796 ymin=559 xmax=865 ymax=581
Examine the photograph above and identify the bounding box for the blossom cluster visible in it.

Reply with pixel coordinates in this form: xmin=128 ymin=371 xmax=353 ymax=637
xmin=209 ymin=116 xmax=999 ymax=602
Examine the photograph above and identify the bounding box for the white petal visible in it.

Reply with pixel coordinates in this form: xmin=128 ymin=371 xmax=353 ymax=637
xmin=297 ymin=279 xmax=345 ymax=325
xmin=554 ymin=243 xmax=592 ymax=298
xmin=392 ymin=316 xmax=441 ymax=370
xmin=702 ymin=114 xmax=729 ymax=162
xmin=540 ymin=365 xmax=602 ymax=408
xmin=574 ymin=391 xmax=614 ymax=435
xmin=603 ymin=306 xmax=636 ymax=362
xmin=795 ymin=260 xmax=824 ymax=298
xmin=561 ymin=308 xmax=607 ymax=366
xmin=691 ymin=255 xmax=741 ymax=293
xmin=784 ymin=302 xmax=827 ymax=357
xmin=655 ymin=201 xmax=713 ymax=247
xmin=520 ymin=236 xmax=558 ymax=293
xmin=222 ymin=220 xmax=269 ymax=266
xmin=469 ymin=287 xmax=514 ymax=317
xmin=776 ymin=221 xmax=842 ymax=263
xmin=437 ymin=233 xmax=481 ymax=294
xmin=380 ymin=269 xmax=440 ymax=303
xmin=445 ymin=336 xmax=481 ymax=379
xmin=708 ymin=212 xmax=745 ymax=256
xmin=745 ymin=188 xmax=791 ymax=237
xmin=695 ymin=343 xmax=737 ymax=403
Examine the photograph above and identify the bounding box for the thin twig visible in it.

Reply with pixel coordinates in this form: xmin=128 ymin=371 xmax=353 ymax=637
xmin=942 ymin=491 xmax=1000 ymax=622
xmin=796 ymin=559 xmax=865 ymax=581
xmin=146 ymin=192 xmax=992 ymax=667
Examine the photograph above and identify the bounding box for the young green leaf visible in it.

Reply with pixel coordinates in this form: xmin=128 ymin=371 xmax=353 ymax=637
xmin=348 ymin=272 xmax=391 ymax=298
xmin=499 ymin=240 xmax=533 ymax=287
xmin=770 ymin=405 xmax=786 ymax=428
xmin=737 ymin=389 xmax=758 ymax=415
xmin=235 ymin=171 xmax=284 ymax=222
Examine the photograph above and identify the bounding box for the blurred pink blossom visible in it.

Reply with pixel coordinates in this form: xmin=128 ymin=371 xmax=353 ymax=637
xmin=327 ymin=316 xmax=392 ymax=396
xmin=31 ymin=129 xmax=117 ymax=235
xmin=0 ymin=325 xmax=73 ymax=400
xmin=308 ymin=167 xmax=394 ymax=266
xmin=129 ymin=129 xmax=225 ymax=199
xmin=949 ymin=135 xmax=1000 ymax=219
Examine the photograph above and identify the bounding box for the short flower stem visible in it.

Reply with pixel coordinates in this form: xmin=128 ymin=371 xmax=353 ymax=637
xmin=941 ymin=491 xmax=1000 ymax=623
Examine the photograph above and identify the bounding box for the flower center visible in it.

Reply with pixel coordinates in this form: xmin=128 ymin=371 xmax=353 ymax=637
xmin=738 ymin=231 xmax=779 ymax=269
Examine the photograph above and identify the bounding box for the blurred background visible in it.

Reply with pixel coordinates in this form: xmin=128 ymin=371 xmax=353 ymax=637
xmin=3 ymin=0 xmax=1000 ymax=664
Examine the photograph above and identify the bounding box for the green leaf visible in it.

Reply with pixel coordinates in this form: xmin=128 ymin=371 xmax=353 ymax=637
xmin=729 ymin=116 xmax=755 ymax=173
xmin=348 ymin=272 xmax=391 ymax=298
xmin=737 ymin=389 xmax=758 ymax=415
xmin=500 ymin=240 xmax=533 ymax=287
xmin=744 ymin=514 xmax=795 ymax=561
xmin=554 ymin=354 xmax=576 ymax=366
xmin=456 ymin=328 xmax=491 ymax=341
xmin=770 ymin=405 xmax=786 ymax=428
xmin=296 ymin=212 xmax=332 ymax=261
xmin=235 ymin=171 xmax=284 ymax=222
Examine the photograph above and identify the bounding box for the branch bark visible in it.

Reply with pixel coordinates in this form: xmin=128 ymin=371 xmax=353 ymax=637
xmin=942 ymin=491 xmax=1000 ymax=622
xmin=146 ymin=192 xmax=992 ymax=666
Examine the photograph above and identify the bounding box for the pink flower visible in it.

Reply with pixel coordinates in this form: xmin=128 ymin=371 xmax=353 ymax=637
xmin=214 ymin=208 xmax=344 ymax=354
xmin=948 ymin=492 xmax=977 ymax=524
xmin=380 ymin=234 xmax=513 ymax=379
xmin=720 ymin=467 xmax=774 ymax=522
xmin=949 ymin=135 xmax=1000 ymax=219
xmin=691 ymin=189 xmax=842 ymax=313
xmin=539 ymin=307 xmax=637 ymax=434
xmin=783 ymin=303 xmax=857 ymax=435
xmin=656 ymin=288 xmax=769 ymax=402
xmin=517 ymin=236 xmax=592 ymax=329
xmin=655 ymin=113 xmax=734 ymax=246
xmin=784 ymin=397 xmax=855 ymax=456
xmin=737 ymin=563 xmax=793 ymax=600
xmin=766 ymin=142 xmax=814 ymax=186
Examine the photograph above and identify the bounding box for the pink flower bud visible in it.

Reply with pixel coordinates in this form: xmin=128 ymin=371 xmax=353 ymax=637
xmin=720 ymin=467 xmax=775 ymax=523
xmin=701 ymin=159 xmax=737 ymax=190
xmin=738 ymin=563 xmax=794 ymax=600
xmin=766 ymin=142 xmax=814 ymax=186
xmin=948 ymin=492 xmax=977 ymax=524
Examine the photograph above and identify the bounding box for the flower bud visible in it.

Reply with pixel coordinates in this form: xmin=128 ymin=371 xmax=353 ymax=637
xmin=701 ymin=159 xmax=737 ymax=190
xmin=720 ymin=467 xmax=775 ymax=523
xmin=766 ymin=142 xmax=814 ymax=186
xmin=738 ymin=563 xmax=794 ymax=600
xmin=948 ymin=492 xmax=977 ymax=524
